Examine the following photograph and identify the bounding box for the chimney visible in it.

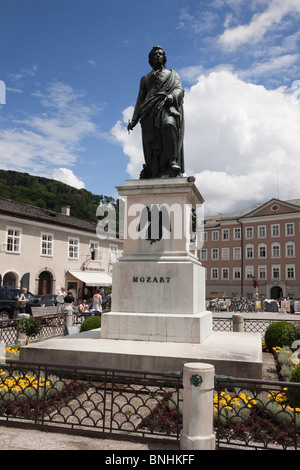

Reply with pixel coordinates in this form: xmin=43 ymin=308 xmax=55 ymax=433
xmin=61 ymin=205 xmax=71 ymax=216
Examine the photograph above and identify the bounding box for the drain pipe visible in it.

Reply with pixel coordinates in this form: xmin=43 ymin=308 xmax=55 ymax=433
xmin=237 ymin=218 xmax=244 ymax=297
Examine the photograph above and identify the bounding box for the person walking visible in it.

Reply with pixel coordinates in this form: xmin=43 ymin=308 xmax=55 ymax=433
xmin=18 ymin=287 xmax=28 ymax=313
xmin=92 ymin=290 xmax=102 ymax=313
xmin=57 ymin=287 xmax=66 ymax=313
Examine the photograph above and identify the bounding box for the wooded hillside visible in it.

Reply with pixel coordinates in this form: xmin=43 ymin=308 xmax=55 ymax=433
xmin=0 ymin=170 xmax=114 ymax=222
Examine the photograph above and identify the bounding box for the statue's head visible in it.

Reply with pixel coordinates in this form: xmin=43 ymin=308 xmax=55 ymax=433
xmin=148 ymin=46 xmax=167 ymax=68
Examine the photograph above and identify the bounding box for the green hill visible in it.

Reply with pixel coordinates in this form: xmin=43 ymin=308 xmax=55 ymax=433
xmin=0 ymin=170 xmax=115 ymax=223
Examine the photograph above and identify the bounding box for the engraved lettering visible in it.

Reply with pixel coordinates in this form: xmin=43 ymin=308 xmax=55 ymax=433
xmin=132 ymin=276 xmax=172 ymax=283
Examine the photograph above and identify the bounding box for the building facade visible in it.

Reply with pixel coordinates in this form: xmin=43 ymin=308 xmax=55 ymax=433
xmin=0 ymin=198 xmax=123 ymax=300
xmin=199 ymin=198 xmax=300 ymax=300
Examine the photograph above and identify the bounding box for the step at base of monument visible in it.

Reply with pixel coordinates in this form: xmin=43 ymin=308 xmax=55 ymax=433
xmin=20 ymin=330 xmax=262 ymax=379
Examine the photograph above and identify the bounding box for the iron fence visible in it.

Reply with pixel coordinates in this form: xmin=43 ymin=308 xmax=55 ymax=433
xmin=213 ymin=316 xmax=300 ymax=337
xmin=0 ymin=315 xmax=66 ymax=345
xmin=0 ymin=359 xmax=182 ymax=442
xmin=0 ymin=320 xmax=18 ymax=345
xmin=214 ymin=375 xmax=300 ymax=450
xmin=0 ymin=313 xmax=94 ymax=345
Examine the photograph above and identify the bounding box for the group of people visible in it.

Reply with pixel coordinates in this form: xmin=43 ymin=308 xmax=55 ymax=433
xmin=79 ymin=290 xmax=103 ymax=313
xmin=56 ymin=286 xmax=103 ymax=314
xmin=56 ymin=287 xmax=76 ymax=313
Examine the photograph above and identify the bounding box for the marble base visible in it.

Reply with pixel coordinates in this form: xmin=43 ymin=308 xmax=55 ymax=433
xmin=100 ymin=310 xmax=212 ymax=343
xmin=19 ymin=330 xmax=263 ymax=379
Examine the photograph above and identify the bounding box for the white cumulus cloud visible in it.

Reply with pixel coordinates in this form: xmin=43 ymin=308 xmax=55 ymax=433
xmin=52 ymin=168 xmax=85 ymax=189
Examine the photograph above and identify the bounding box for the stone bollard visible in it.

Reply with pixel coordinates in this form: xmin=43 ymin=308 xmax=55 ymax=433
xmin=180 ymin=362 xmax=216 ymax=451
xmin=17 ymin=313 xmax=30 ymax=346
xmin=232 ymin=313 xmax=244 ymax=332
xmin=64 ymin=304 xmax=73 ymax=326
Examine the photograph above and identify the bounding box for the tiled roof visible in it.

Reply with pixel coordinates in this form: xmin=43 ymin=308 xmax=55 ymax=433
xmin=204 ymin=198 xmax=300 ymax=225
xmin=0 ymin=198 xmax=97 ymax=233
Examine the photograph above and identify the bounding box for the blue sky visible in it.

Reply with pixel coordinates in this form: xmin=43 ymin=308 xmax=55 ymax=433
xmin=1 ymin=0 xmax=300 ymax=215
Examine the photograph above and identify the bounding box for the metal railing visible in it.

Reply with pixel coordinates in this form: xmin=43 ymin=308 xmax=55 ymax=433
xmin=0 ymin=359 xmax=182 ymax=443
xmin=0 ymin=312 xmax=96 ymax=345
xmin=213 ymin=316 xmax=300 ymax=337
xmin=214 ymin=375 xmax=300 ymax=450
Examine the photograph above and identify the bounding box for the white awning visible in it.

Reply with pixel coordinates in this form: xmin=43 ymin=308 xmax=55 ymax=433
xmin=67 ymin=270 xmax=112 ymax=287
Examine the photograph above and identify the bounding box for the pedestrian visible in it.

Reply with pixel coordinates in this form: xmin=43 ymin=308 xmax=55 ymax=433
xmin=92 ymin=290 xmax=102 ymax=313
xmin=18 ymin=287 xmax=28 ymax=313
xmin=57 ymin=287 xmax=66 ymax=313
xmin=64 ymin=290 xmax=75 ymax=306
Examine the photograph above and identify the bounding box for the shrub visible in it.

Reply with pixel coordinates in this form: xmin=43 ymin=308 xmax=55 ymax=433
xmin=80 ymin=315 xmax=101 ymax=332
xmin=17 ymin=317 xmax=41 ymax=344
xmin=287 ymin=364 xmax=300 ymax=408
xmin=264 ymin=321 xmax=296 ymax=350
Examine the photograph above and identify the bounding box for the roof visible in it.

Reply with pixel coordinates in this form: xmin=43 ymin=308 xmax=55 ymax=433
xmin=204 ymin=198 xmax=300 ymax=227
xmin=0 ymin=197 xmax=98 ymax=233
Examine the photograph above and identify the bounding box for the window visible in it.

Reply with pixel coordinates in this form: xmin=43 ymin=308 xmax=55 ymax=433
xmin=201 ymin=231 xmax=207 ymax=242
xmin=286 ymin=265 xmax=295 ymax=279
xmin=245 ymin=265 xmax=254 ymax=279
xmin=245 ymin=227 xmax=253 ymax=239
xmin=211 ymin=268 xmax=218 ymax=280
xmin=286 ymin=242 xmax=295 ymax=258
xmin=272 ymin=265 xmax=280 ymax=279
xmin=222 ymin=229 xmax=230 ymax=240
xmin=68 ymin=237 xmax=79 ymax=259
xmin=200 ymin=249 xmax=207 ymax=261
xmin=233 ymin=268 xmax=241 ymax=279
xmin=285 ymin=223 xmax=294 ymax=236
xmin=246 ymin=244 xmax=254 ymax=259
xmin=6 ymin=227 xmax=21 ymax=253
xmin=222 ymin=247 xmax=230 ymax=260
xmin=222 ymin=268 xmax=229 ymax=279
xmin=212 ymin=231 xmax=219 ymax=241
xmin=258 ymin=266 xmax=267 ymax=280
xmin=272 ymin=243 xmax=280 ymax=258
xmin=109 ymin=244 xmax=118 ymax=263
xmin=41 ymin=233 xmax=53 ymax=256
xmin=271 ymin=224 xmax=280 ymax=237
xmin=233 ymin=247 xmax=241 ymax=260
xmin=211 ymin=248 xmax=219 ymax=260
xmin=234 ymin=228 xmax=241 ymax=240
xmin=89 ymin=241 xmax=100 ymax=260
xmin=258 ymin=244 xmax=266 ymax=258
xmin=258 ymin=225 xmax=266 ymax=238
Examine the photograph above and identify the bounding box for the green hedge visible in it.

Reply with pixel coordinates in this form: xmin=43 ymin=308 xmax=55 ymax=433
xmin=80 ymin=315 xmax=101 ymax=332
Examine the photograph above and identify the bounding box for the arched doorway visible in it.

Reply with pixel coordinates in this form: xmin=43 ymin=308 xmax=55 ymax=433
xmin=38 ymin=271 xmax=53 ymax=295
xmin=271 ymin=286 xmax=283 ymax=300
xmin=3 ymin=272 xmax=16 ymax=288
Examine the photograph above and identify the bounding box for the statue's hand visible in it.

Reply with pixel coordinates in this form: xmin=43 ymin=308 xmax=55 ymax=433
xmin=127 ymin=120 xmax=137 ymax=132
xmin=166 ymin=94 xmax=174 ymax=105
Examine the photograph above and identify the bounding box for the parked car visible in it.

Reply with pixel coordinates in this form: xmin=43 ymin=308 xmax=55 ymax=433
xmin=0 ymin=288 xmax=42 ymax=320
xmin=34 ymin=294 xmax=57 ymax=306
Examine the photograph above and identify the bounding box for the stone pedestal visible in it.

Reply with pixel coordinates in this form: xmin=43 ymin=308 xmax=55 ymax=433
xmin=101 ymin=177 xmax=211 ymax=344
xmin=20 ymin=177 xmax=262 ymax=379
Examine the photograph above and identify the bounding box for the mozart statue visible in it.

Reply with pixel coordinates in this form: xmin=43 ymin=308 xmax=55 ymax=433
xmin=127 ymin=46 xmax=185 ymax=179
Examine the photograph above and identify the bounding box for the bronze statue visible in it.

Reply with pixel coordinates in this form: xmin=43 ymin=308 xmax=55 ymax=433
xmin=127 ymin=46 xmax=185 ymax=179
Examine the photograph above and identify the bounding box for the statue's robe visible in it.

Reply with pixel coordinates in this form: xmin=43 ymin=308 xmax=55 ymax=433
xmin=132 ymin=68 xmax=184 ymax=178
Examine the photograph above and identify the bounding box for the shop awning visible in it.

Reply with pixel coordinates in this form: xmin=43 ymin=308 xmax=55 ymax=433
xmin=67 ymin=270 xmax=112 ymax=287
